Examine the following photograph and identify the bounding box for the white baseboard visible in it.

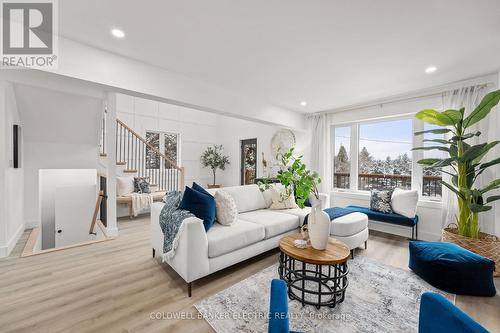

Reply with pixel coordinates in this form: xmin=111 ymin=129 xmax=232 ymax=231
xmin=0 ymin=223 xmax=25 ymax=257
xmin=106 ymin=226 xmax=119 ymax=237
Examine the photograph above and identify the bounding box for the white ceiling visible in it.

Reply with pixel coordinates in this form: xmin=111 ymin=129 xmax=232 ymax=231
xmin=59 ymin=0 xmax=500 ymax=113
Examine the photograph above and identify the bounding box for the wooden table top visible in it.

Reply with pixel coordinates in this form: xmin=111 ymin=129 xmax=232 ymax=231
xmin=279 ymin=233 xmax=350 ymax=265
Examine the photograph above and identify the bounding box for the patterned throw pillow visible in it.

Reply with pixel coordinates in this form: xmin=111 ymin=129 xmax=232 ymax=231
xmin=134 ymin=177 xmax=151 ymax=194
xmin=370 ymin=190 xmax=393 ymax=213
xmin=215 ymin=190 xmax=238 ymax=225
xmin=270 ymin=184 xmax=299 ymax=210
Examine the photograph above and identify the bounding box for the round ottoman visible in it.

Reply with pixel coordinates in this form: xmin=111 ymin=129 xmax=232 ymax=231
xmin=330 ymin=212 xmax=369 ymax=258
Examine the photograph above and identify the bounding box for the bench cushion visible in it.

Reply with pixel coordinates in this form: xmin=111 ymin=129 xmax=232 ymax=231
xmin=239 ymin=210 xmax=300 ymax=239
xmin=207 ymin=220 xmax=265 ymax=258
xmin=345 ymin=205 xmax=418 ymax=227
xmin=409 ymin=241 xmax=496 ymax=297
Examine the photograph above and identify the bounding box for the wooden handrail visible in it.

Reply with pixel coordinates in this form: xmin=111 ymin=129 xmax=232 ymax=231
xmin=116 ymin=118 xmax=182 ymax=171
xmin=89 ymin=191 xmax=105 ymax=235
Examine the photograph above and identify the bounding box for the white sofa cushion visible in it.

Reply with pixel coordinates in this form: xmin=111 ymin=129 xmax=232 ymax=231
xmin=222 ymin=184 xmax=267 ymax=213
xmin=330 ymin=212 xmax=368 ymax=237
xmin=391 ymin=188 xmax=419 ymax=218
xmin=215 ymin=190 xmax=238 ymax=225
xmin=280 ymin=207 xmax=312 ymax=225
xmin=239 ymin=210 xmax=300 ymax=239
xmin=207 ymin=220 xmax=265 ymax=258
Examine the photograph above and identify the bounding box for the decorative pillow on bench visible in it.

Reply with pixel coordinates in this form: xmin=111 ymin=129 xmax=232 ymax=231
xmin=391 ymin=188 xmax=418 ymax=218
xmin=179 ymin=183 xmax=216 ymax=231
xmin=370 ymin=190 xmax=393 ymax=213
xmin=134 ymin=177 xmax=151 ymax=194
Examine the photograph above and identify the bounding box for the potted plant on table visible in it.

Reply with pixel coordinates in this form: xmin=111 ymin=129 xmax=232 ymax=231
xmin=201 ymin=145 xmax=230 ymax=189
xmin=413 ymin=90 xmax=500 ymax=275
xmin=259 ymin=148 xmax=328 ymax=249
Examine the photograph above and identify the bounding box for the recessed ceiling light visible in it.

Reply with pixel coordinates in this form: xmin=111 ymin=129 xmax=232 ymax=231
xmin=111 ymin=28 xmax=125 ymax=39
xmin=300 ymin=101 xmax=307 ymax=106
xmin=425 ymin=66 xmax=437 ymax=74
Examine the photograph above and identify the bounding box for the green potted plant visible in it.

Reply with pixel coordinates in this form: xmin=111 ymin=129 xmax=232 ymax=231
xmin=201 ymin=145 xmax=230 ymax=188
xmin=413 ymin=90 xmax=500 ymax=274
xmin=259 ymin=148 xmax=328 ymax=249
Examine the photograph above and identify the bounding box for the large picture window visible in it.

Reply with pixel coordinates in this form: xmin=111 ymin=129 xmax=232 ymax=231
xmin=422 ymin=124 xmax=443 ymax=199
xmin=333 ymin=127 xmax=351 ymax=189
xmin=357 ymin=119 xmax=413 ymax=191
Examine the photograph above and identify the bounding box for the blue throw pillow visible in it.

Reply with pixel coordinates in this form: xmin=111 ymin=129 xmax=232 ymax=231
xmin=192 ymin=182 xmax=213 ymax=197
xmin=179 ymin=186 xmax=216 ymax=231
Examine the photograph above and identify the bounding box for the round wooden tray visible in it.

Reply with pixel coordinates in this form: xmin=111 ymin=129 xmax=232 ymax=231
xmin=279 ymin=233 xmax=350 ymax=265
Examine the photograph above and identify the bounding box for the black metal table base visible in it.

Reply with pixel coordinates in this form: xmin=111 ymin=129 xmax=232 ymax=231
xmin=278 ymin=252 xmax=349 ymax=309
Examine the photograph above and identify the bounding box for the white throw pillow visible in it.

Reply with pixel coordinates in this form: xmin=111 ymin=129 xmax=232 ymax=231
xmin=270 ymin=185 xmax=299 ymax=210
xmin=116 ymin=177 xmax=135 ymax=197
xmin=391 ymin=188 xmax=419 ymax=218
xmin=261 ymin=187 xmax=273 ymax=208
xmin=215 ymin=190 xmax=238 ymax=225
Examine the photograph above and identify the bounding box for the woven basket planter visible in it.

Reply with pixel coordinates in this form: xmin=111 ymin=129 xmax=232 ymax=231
xmin=442 ymin=226 xmax=500 ymax=277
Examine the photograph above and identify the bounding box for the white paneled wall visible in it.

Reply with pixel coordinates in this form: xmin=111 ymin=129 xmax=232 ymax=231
xmin=116 ymin=94 xmax=216 ymax=188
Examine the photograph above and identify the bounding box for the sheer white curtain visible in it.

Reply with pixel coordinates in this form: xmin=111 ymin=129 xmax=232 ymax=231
xmin=308 ymin=113 xmax=331 ymax=193
xmin=440 ymin=84 xmax=499 ymax=234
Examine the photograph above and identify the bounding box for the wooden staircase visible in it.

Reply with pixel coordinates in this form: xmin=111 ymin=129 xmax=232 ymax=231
xmin=100 ymin=113 xmax=185 ymax=192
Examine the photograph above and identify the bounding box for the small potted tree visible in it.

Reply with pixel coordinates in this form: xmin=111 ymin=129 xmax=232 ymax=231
xmin=201 ymin=145 xmax=230 ymax=189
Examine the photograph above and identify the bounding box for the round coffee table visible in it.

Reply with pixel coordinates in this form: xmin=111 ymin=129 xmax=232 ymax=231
xmin=278 ymin=233 xmax=350 ymax=309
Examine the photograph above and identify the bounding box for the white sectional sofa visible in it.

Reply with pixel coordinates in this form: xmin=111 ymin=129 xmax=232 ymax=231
xmin=151 ymin=184 xmax=329 ymax=296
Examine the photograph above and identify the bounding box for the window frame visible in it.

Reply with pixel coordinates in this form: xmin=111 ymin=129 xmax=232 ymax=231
xmin=331 ymin=115 xmax=439 ymax=201
xmin=145 ymin=130 xmax=181 ymax=170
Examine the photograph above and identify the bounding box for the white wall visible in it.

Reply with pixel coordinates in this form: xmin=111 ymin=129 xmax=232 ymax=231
xmin=216 ymin=116 xmax=310 ymax=187
xmin=0 ymin=81 xmax=25 ymax=257
xmin=14 ymin=84 xmax=103 ymax=228
xmin=117 ymin=93 xmax=311 ymax=192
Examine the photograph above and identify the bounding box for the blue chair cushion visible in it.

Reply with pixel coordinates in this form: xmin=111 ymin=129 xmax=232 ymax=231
xmin=345 ymin=205 xmax=418 ymax=227
xmin=419 ymin=292 xmax=489 ymax=333
xmin=268 ymin=279 xmax=302 ymax=333
xmin=179 ymin=185 xmax=216 ymax=231
xmin=409 ymin=241 xmax=496 ymax=297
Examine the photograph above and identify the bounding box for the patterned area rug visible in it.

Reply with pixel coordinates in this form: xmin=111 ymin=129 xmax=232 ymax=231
xmin=195 ymin=256 xmax=451 ymax=333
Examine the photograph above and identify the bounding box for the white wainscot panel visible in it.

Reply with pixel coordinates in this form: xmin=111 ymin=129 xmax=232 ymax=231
xmin=116 ymin=93 xmax=134 ymax=113
xmin=196 ymin=124 xmax=216 ymax=143
xmin=178 ymin=106 xmax=200 ymax=124
xmin=182 ymin=141 xmax=201 ymax=161
xmin=136 ymin=115 xmax=159 ymax=134
xmin=158 ymin=102 xmax=180 ymax=121
xmin=135 ymin=97 xmax=158 ymax=117
xmin=117 ymin=112 xmax=135 ymax=128
xmin=179 ymin=122 xmax=202 ymax=142
xmin=183 ymin=160 xmax=201 ymax=179
xmin=158 ymin=118 xmax=180 ymax=133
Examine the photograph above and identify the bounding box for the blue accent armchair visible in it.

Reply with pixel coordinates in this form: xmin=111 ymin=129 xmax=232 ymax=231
xmin=419 ymin=292 xmax=489 ymax=333
xmin=268 ymin=279 xmax=302 ymax=333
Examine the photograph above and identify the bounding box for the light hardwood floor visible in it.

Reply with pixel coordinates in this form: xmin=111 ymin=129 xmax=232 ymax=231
xmin=1 ymin=216 xmax=499 ymax=333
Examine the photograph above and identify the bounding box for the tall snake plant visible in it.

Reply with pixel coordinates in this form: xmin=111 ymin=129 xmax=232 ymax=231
xmin=413 ymin=90 xmax=500 ymax=239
